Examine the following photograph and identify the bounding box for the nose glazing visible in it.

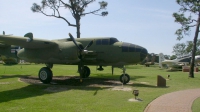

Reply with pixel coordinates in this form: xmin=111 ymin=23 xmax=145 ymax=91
xmin=122 ymin=42 xmax=148 ymax=62
xmin=140 ymin=47 xmax=148 ymax=61
xmin=131 ymin=44 xmax=148 ymax=61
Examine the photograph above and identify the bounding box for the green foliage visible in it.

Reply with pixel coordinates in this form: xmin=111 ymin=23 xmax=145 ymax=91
xmin=170 ymin=55 xmax=177 ymax=60
xmin=176 ymin=0 xmax=200 ymax=13
xmin=173 ymin=43 xmax=187 ymax=56
xmin=173 ymin=0 xmax=200 ymax=40
xmin=31 ymin=0 xmax=108 ymax=38
xmin=173 ymin=39 xmax=200 ymax=56
xmin=173 ymin=0 xmax=200 ymax=77
xmin=31 ymin=0 xmax=108 ymax=25
xmin=185 ymin=40 xmax=200 ymax=55
xmin=1 ymin=64 xmax=200 ymax=111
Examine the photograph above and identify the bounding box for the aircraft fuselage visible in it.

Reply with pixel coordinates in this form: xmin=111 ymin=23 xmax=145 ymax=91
xmin=17 ymin=37 xmax=147 ymax=66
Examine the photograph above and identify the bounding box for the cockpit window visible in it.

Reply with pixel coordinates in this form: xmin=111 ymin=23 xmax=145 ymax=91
xmin=122 ymin=43 xmax=130 ymax=52
xmin=122 ymin=43 xmax=143 ymax=52
xmin=110 ymin=38 xmax=119 ymax=45
xmin=96 ymin=38 xmax=119 ymax=45
xmin=96 ymin=40 xmax=102 ymax=45
xmin=135 ymin=46 xmax=142 ymax=52
xmin=102 ymin=39 xmax=109 ymax=45
xmin=129 ymin=44 xmax=135 ymax=52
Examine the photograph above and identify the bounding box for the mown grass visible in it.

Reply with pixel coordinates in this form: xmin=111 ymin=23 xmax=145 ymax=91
xmin=0 ymin=64 xmax=200 ymax=112
xmin=192 ymin=97 xmax=200 ymax=112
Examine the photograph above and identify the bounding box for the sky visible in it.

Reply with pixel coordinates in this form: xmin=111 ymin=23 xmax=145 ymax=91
xmin=0 ymin=0 xmax=197 ymax=56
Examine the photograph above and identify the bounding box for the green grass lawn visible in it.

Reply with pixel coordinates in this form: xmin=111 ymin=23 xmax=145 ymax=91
xmin=0 ymin=64 xmax=200 ymax=112
xmin=192 ymin=97 xmax=200 ymax=112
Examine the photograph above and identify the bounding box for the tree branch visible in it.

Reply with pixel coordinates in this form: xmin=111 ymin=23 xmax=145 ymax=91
xmin=82 ymin=8 xmax=102 ymax=16
xmin=59 ymin=0 xmax=72 ymax=8
xmin=39 ymin=10 xmax=76 ymax=27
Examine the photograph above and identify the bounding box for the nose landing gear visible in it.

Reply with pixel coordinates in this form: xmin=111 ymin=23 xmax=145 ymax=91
xmin=119 ymin=66 xmax=130 ymax=84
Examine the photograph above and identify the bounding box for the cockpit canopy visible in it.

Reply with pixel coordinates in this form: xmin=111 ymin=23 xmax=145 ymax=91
xmin=121 ymin=42 xmax=147 ymax=53
xmin=96 ymin=38 xmax=119 ymax=45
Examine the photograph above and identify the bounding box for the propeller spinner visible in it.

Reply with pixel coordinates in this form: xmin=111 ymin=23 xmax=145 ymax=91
xmin=68 ymin=33 xmax=93 ymax=58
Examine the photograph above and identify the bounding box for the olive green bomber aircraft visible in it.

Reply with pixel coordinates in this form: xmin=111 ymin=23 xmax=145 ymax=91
xmin=0 ymin=33 xmax=148 ymax=84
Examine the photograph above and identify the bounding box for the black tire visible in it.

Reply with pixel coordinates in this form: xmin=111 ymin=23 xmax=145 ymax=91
xmin=38 ymin=67 xmax=53 ymax=84
xmin=82 ymin=66 xmax=90 ymax=78
xmin=120 ymin=74 xmax=130 ymax=84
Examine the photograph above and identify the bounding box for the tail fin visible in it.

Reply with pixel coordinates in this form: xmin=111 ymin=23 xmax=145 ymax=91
xmin=159 ymin=53 xmax=165 ymax=68
xmin=24 ymin=32 xmax=33 ymax=42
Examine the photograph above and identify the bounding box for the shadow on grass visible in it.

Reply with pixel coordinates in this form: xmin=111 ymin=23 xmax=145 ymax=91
xmin=0 ymin=84 xmax=50 ymax=103
xmin=0 ymin=73 xmax=160 ymax=103
xmin=0 ymin=76 xmax=111 ymax=103
xmin=0 ymin=75 xmax=30 ymax=79
xmin=166 ymin=70 xmax=182 ymax=72
xmin=131 ymin=83 xmax=157 ymax=88
xmin=131 ymin=76 xmax=146 ymax=80
xmin=2 ymin=64 xmax=17 ymax=66
xmin=93 ymin=74 xmax=146 ymax=81
xmin=131 ymin=83 xmax=169 ymax=88
xmin=20 ymin=76 xmax=122 ymax=87
xmin=3 ymin=63 xmax=32 ymax=66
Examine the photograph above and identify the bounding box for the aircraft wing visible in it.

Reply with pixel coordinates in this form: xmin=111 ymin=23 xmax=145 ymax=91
xmin=0 ymin=35 xmax=57 ymax=49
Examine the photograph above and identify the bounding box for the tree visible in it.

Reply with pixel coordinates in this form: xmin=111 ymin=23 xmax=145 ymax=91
xmin=170 ymin=55 xmax=177 ymax=60
xmin=31 ymin=0 xmax=108 ymax=38
xmin=172 ymin=43 xmax=187 ymax=57
xmin=185 ymin=39 xmax=200 ymax=55
xmin=172 ymin=40 xmax=200 ymax=57
xmin=173 ymin=0 xmax=200 ymax=78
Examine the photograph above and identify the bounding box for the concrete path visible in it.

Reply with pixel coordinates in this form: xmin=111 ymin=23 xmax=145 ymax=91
xmin=144 ymin=88 xmax=200 ymax=112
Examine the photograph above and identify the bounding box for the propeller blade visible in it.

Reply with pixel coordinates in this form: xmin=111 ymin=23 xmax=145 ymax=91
xmin=84 ymin=40 xmax=93 ymax=50
xmin=69 ymin=33 xmax=82 ymax=51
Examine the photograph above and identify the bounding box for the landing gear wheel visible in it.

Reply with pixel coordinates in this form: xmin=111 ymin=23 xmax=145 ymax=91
xmin=38 ymin=67 xmax=53 ymax=84
xmin=120 ymin=74 xmax=130 ymax=84
xmin=82 ymin=66 xmax=90 ymax=78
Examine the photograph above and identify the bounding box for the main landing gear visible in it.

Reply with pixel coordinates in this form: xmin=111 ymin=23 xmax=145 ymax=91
xmin=38 ymin=63 xmax=53 ymax=84
xmin=80 ymin=66 xmax=91 ymax=78
xmin=38 ymin=63 xmax=129 ymax=84
xmin=38 ymin=67 xmax=53 ymax=84
xmin=38 ymin=63 xmax=91 ymax=84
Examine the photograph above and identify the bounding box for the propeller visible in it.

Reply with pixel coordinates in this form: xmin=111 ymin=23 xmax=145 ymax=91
xmin=69 ymin=33 xmax=93 ymax=82
xmin=69 ymin=33 xmax=93 ymax=58
xmin=69 ymin=33 xmax=82 ymax=51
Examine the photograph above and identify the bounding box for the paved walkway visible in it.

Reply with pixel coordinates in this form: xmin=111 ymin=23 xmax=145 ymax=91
xmin=144 ymin=88 xmax=200 ymax=112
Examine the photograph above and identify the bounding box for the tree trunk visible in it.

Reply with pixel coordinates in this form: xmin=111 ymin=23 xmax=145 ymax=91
xmin=76 ymin=18 xmax=81 ymax=38
xmin=189 ymin=12 xmax=200 ymax=78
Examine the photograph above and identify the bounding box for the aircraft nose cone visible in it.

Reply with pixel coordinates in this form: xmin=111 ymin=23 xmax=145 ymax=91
xmin=122 ymin=42 xmax=148 ymax=62
xmin=140 ymin=47 xmax=148 ymax=61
